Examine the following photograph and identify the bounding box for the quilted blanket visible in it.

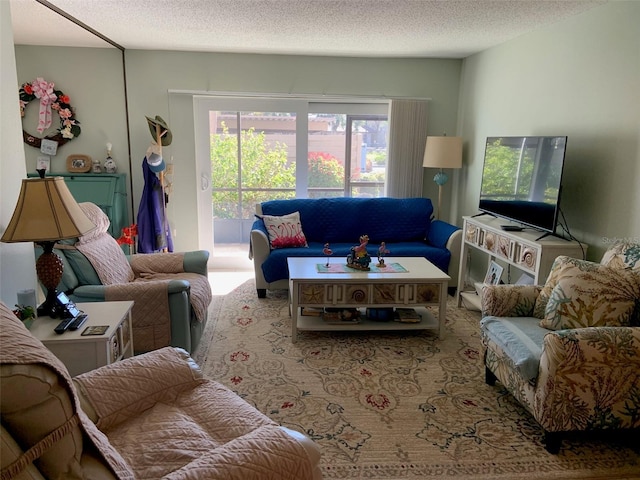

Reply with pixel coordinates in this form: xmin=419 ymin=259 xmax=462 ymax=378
xmin=74 ymin=347 xmax=316 ymax=480
xmin=77 ymin=246 xmax=212 ymax=352
xmin=104 ymin=273 xmax=211 ymax=352
xmin=0 ymin=302 xmax=133 ymax=479
xmin=105 ymin=280 xmax=172 ymax=353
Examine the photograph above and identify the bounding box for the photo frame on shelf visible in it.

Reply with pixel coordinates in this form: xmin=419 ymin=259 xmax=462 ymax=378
xmin=66 ymin=154 xmax=92 ymax=173
xmin=484 ymin=261 xmax=504 ymax=286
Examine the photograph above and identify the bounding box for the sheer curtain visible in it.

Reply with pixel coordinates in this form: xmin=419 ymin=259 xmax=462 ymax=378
xmin=386 ymin=99 xmax=428 ymax=198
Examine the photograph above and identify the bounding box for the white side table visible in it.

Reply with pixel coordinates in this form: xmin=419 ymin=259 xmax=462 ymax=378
xmin=30 ymin=301 xmax=134 ymax=377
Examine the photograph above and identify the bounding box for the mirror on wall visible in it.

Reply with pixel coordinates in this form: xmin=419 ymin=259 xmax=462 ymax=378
xmin=10 ymin=0 xmax=133 ymax=222
xmin=10 ymin=0 xmax=115 ymax=48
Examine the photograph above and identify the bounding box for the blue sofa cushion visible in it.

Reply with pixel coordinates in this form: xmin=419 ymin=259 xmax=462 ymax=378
xmin=480 ymin=316 xmax=550 ymax=381
xmin=260 ymin=197 xmax=434 ymax=244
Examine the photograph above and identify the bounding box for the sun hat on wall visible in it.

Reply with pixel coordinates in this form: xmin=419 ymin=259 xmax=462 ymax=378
xmin=145 ymin=115 xmax=172 ymax=146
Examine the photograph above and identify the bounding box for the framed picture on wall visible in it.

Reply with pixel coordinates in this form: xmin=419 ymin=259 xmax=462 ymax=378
xmin=484 ymin=261 xmax=503 ymax=286
xmin=36 ymin=156 xmax=50 ymax=172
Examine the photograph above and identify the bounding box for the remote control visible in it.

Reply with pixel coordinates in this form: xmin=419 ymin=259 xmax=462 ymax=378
xmin=54 ymin=317 xmax=74 ymax=334
xmin=69 ymin=313 xmax=88 ymax=331
xmin=501 ymin=225 xmax=524 ymax=232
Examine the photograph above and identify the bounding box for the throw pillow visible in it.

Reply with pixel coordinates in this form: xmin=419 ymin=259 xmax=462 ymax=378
xmin=533 ymin=255 xmax=571 ymax=318
xmin=600 ymin=242 xmax=640 ymax=270
xmin=261 ymin=211 xmax=308 ymax=249
xmin=482 ymin=284 xmax=542 ymax=318
xmin=540 ymin=259 xmax=640 ymax=330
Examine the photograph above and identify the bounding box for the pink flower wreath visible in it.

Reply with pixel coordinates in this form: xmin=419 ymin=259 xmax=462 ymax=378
xmin=19 ymin=77 xmax=81 ymax=149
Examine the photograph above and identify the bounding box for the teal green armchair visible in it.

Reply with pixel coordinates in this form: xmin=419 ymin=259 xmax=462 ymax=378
xmin=36 ymin=203 xmax=211 ymax=354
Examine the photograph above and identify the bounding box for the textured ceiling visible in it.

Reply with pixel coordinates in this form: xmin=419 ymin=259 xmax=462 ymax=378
xmin=10 ymin=0 xmax=606 ymax=58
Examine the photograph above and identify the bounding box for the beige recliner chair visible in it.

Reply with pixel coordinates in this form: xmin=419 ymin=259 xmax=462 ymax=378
xmin=0 ymin=301 xmax=322 ymax=479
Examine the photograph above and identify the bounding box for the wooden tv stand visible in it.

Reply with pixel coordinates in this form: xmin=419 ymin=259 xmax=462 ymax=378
xmin=456 ymin=215 xmax=587 ymax=311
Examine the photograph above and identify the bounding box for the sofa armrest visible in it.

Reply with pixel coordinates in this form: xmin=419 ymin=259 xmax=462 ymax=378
xmin=128 ymin=250 xmax=209 ymax=276
xmin=535 ymin=326 xmax=640 ymax=431
xmin=249 ymin=219 xmax=269 ymax=260
xmin=481 ymin=284 xmax=542 ymax=317
xmin=163 ymin=425 xmax=319 ymax=480
xmin=250 ymin=220 xmax=272 ymax=292
xmin=71 ymin=282 xmax=193 ymax=353
xmin=445 ymin=228 xmax=462 ymax=287
xmin=183 ymin=250 xmax=210 ymax=276
xmin=73 ymin=347 xmax=204 ymax=431
xmin=70 ymin=280 xmax=191 ymax=301
xmin=428 ymin=220 xmax=460 ymax=249
xmin=427 ymin=220 xmax=461 ymax=287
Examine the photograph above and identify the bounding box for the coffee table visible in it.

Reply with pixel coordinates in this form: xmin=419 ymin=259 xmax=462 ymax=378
xmin=287 ymin=256 xmax=449 ymax=342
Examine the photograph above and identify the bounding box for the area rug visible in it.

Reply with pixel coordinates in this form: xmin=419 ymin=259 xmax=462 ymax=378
xmin=194 ymin=279 xmax=640 ymax=480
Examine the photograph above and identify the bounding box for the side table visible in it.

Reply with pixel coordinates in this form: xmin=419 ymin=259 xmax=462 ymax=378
xmin=30 ymin=301 xmax=134 ymax=376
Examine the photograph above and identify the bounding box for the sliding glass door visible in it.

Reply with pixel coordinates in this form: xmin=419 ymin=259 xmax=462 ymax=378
xmin=196 ymin=97 xmax=389 ymax=247
xmin=210 ymin=110 xmax=298 ymax=243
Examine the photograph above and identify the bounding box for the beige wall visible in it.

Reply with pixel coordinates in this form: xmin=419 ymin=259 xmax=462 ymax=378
xmin=123 ymin=52 xmax=463 ymax=251
xmin=456 ymin=1 xmax=640 ymax=266
xmin=1 ymin=1 xmax=37 ymax=305
xmin=13 ymin=47 xmax=461 ymax=251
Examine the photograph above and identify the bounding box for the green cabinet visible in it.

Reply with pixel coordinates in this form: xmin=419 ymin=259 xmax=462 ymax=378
xmin=29 ymin=173 xmax=129 ymax=238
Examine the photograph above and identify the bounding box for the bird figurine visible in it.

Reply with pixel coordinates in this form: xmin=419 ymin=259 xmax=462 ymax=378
xmin=377 ymin=241 xmax=390 ymax=267
xmin=323 ymin=242 xmax=333 ymax=266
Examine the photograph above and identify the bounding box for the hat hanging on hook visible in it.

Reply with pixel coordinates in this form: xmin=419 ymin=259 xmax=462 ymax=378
xmin=147 ymin=152 xmax=166 ymax=173
xmin=145 ymin=115 xmax=172 ymax=146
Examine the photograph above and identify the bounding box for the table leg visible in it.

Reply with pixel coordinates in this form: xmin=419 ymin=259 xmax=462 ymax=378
xmin=439 ymin=281 xmax=447 ymax=338
xmin=291 ymin=282 xmax=298 ymax=342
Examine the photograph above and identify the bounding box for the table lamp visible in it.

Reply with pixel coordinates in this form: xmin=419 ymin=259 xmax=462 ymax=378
xmin=423 ymin=135 xmax=463 ymax=219
xmin=1 ymin=171 xmax=95 ymax=317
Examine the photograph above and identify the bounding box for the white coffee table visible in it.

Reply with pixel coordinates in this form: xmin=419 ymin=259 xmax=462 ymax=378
xmin=287 ymin=257 xmax=450 ymax=342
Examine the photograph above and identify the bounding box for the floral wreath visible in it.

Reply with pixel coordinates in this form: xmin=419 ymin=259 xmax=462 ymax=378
xmin=19 ymin=77 xmax=81 ymax=149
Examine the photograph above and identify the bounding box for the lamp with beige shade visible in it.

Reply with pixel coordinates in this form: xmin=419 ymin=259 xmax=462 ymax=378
xmin=1 ymin=171 xmax=95 ymax=316
xmin=423 ymin=135 xmax=462 ymax=219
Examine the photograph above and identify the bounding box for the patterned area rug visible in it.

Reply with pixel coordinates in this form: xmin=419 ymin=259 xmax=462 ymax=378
xmin=194 ymin=279 xmax=640 ymax=480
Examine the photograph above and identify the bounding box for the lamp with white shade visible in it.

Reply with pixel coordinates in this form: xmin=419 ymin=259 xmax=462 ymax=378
xmin=1 ymin=172 xmax=95 ymax=316
xmin=423 ymin=135 xmax=463 ymax=219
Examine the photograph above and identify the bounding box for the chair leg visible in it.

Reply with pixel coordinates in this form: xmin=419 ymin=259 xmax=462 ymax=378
xmin=544 ymin=431 xmax=562 ymax=454
xmin=257 ymin=289 xmax=266 ymax=298
xmin=485 ymin=366 xmax=497 ymax=386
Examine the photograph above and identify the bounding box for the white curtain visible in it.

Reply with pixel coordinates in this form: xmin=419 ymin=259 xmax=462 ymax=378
xmin=386 ymin=99 xmax=428 ymax=198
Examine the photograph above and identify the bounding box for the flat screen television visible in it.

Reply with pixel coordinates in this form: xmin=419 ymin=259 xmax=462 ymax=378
xmin=478 ymin=136 xmax=568 ymax=234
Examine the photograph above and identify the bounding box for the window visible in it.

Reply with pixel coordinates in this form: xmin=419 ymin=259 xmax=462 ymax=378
xmin=195 ymin=96 xmax=389 ymax=245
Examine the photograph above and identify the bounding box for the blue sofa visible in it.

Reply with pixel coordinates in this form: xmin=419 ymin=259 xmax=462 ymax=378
xmin=250 ymin=197 xmax=462 ymax=298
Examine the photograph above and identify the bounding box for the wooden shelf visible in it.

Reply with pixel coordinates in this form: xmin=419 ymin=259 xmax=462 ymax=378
xmin=297 ymin=307 xmax=439 ymax=332
xmin=456 ymin=215 xmax=587 ymax=310
xmin=459 ymin=291 xmax=481 ymax=312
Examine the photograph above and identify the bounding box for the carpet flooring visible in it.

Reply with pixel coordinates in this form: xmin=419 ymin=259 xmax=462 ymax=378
xmin=193 ymin=279 xmax=640 ymax=480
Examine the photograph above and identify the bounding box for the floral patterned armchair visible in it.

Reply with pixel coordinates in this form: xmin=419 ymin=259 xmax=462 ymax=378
xmin=480 ymin=242 xmax=640 ymax=453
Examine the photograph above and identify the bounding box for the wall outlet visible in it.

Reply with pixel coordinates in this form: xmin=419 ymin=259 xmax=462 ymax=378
xmin=166 ymin=163 xmax=174 ymax=174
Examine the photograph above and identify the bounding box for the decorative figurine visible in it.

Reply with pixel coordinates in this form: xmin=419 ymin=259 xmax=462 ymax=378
xmin=91 ymin=157 xmax=102 ymax=173
xmin=104 ymin=142 xmax=117 ymax=173
xmin=376 ymin=242 xmax=390 ymax=267
xmin=323 ymin=242 xmax=333 ymax=266
xmin=346 ymin=234 xmax=371 ymax=270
